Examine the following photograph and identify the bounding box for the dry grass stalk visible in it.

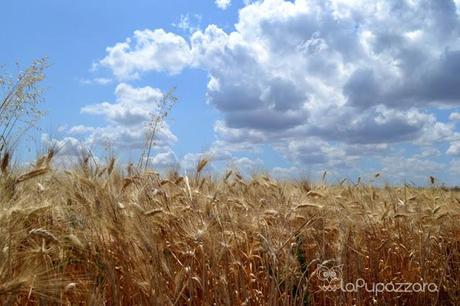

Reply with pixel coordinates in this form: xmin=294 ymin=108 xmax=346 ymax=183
xmin=0 ymin=152 xmax=459 ymax=305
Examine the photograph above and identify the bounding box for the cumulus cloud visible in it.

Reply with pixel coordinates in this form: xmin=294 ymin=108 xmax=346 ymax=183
xmin=182 ymin=0 xmax=458 ymax=152
xmin=42 ymin=134 xmax=84 ymax=157
xmin=228 ymin=157 xmax=263 ymax=174
xmin=93 ymin=0 xmax=460 ymax=181
xmin=41 ymin=134 xmax=93 ymax=168
xmin=215 ymin=0 xmax=231 ymax=10
xmin=447 ymin=141 xmax=460 ymax=156
xmin=99 ymin=29 xmax=192 ymax=80
xmin=178 ymin=139 xmax=262 ymax=174
xmin=70 ymin=83 xmax=177 ymax=150
xmin=148 ymin=150 xmax=179 ymax=170
xmin=81 ymin=83 xmax=163 ymax=126
xmin=449 ymin=112 xmax=460 ymax=121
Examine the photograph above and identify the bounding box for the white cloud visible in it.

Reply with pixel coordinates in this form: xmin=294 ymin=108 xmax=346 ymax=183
xmin=173 ymin=14 xmax=202 ymax=33
xmin=228 ymin=156 xmax=263 ymax=174
xmin=447 ymin=141 xmax=460 ymax=156
xmin=420 ymin=147 xmax=441 ymax=158
xmin=215 ymin=0 xmax=231 ymax=10
xmin=92 ymin=0 xmax=460 ymax=178
xmin=42 ymin=134 xmax=84 ymax=157
xmin=41 ymin=134 xmax=93 ymax=168
xmin=178 ymin=139 xmax=261 ymax=174
xmin=81 ymin=83 xmax=163 ymax=126
xmin=149 ymin=150 xmax=179 ymax=169
xmin=71 ymin=83 xmax=177 ymax=150
xmin=68 ymin=125 xmax=96 ymax=134
xmin=271 ymin=166 xmax=302 ymax=180
xmin=173 ymin=14 xmax=192 ymax=31
xmin=80 ymin=77 xmax=113 ymax=85
xmin=449 ymin=112 xmax=460 ymax=121
xmin=379 ymin=155 xmax=444 ymax=184
xmin=448 ymin=158 xmax=460 ymax=176
xmin=99 ymin=29 xmax=192 ymax=80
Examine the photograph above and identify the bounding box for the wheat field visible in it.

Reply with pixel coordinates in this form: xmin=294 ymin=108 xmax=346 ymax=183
xmin=0 ymin=151 xmax=459 ymax=305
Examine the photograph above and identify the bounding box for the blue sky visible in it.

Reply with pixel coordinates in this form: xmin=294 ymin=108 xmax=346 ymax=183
xmin=2 ymin=0 xmax=460 ymax=185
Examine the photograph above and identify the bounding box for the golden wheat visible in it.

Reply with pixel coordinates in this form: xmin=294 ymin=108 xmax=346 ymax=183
xmin=0 ymin=154 xmax=458 ymax=305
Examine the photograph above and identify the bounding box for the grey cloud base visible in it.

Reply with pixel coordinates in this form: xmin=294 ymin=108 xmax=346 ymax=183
xmin=81 ymin=0 xmax=460 ymax=183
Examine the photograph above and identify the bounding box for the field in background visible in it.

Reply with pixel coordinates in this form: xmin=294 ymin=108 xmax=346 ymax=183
xmin=0 ymin=151 xmax=459 ymax=306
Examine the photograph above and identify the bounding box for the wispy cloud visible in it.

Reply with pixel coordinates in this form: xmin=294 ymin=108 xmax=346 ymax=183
xmin=215 ymin=0 xmax=231 ymax=10
xmin=80 ymin=77 xmax=113 ymax=85
xmin=172 ymin=14 xmax=202 ymax=33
